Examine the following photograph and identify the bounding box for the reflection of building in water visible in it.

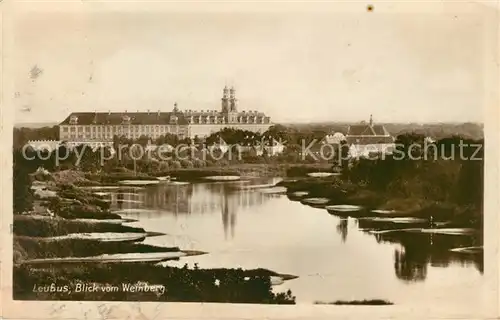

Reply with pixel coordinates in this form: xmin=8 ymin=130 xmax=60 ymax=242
xmin=185 ymin=184 xmax=268 ymax=216
xmin=221 ymin=187 xmax=239 ymax=240
xmin=394 ymin=247 xmax=428 ymax=282
xmin=356 ymin=218 xmax=483 ymax=282
xmin=336 ymin=218 xmax=348 ymax=243
xmin=108 ymin=184 xmax=272 ymax=236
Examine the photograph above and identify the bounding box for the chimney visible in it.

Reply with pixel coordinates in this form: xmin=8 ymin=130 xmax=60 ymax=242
xmin=108 ymin=110 xmax=111 ymax=115
xmin=369 ymin=114 xmax=373 ymax=126
xmin=157 ymin=110 xmax=161 ymax=117
xmin=147 ymin=109 xmax=150 ymax=114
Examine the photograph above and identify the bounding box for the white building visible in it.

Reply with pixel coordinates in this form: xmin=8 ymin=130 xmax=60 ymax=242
xmin=27 ymin=140 xmax=61 ymax=152
xmin=345 ymin=116 xmax=395 ymax=158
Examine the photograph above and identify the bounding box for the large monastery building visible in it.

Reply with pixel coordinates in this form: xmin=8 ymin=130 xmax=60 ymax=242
xmin=58 ymin=87 xmax=272 ymax=144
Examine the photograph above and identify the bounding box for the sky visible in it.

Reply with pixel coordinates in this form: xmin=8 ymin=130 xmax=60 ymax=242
xmin=11 ymin=4 xmax=490 ymax=124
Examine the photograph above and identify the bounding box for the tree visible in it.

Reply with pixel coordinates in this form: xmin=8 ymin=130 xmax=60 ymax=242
xmin=339 ymin=140 xmax=350 ymax=175
xmin=454 ymin=140 xmax=484 ymax=207
xmin=136 ymin=135 xmax=150 ymax=147
xmin=13 ymin=126 xmax=59 ymax=149
xmin=13 ymin=149 xmax=35 ymax=214
xmin=13 ymin=165 xmax=34 ymax=214
xmin=193 ymin=135 xmax=203 ymax=145
xmin=394 ymin=132 xmax=425 ymax=161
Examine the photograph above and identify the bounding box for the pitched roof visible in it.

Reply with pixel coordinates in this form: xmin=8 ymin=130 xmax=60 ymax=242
xmin=347 ymin=124 xmax=374 ymax=136
xmin=347 ymin=124 xmax=389 ymax=136
xmin=346 ymin=136 xmax=394 ymax=145
xmin=372 ymin=125 xmax=387 ymax=136
xmin=59 ymin=112 xmax=189 ymax=126
xmin=181 ymin=110 xmax=267 ymax=116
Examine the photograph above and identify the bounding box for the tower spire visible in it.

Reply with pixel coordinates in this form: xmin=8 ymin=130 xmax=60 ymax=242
xmin=221 ymin=86 xmax=229 ymax=112
xmin=229 ymin=86 xmax=237 ymax=112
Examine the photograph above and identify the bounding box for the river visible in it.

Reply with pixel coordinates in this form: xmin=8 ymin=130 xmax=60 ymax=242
xmin=107 ymin=177 xmax=483 ymax=309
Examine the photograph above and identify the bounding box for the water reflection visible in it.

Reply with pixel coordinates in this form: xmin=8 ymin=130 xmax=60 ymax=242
xmin=107 ymin=181 xmax=483 ymax=289
xmin=109 ymin=182 xmax=273 ymax=240
xmin=357 ymin=219 xmax=483 ymax=282
xmin=394 ymin=247 xmax=428 ymax=282
xmin=336 ymin=218 xmax=349 ymax=243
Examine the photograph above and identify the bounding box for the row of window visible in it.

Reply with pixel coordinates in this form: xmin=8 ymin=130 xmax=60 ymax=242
xmin=62 ymin=120 xmax=271 ymax=130
xmin=61 ymin=132 xmax=186 ymax=140
xmin=187 ymin=118 xmax=269 ymax=124
xmin=61 ymin=125 xmax=186 ymax=133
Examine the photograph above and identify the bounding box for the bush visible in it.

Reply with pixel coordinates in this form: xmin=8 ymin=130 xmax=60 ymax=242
xmin=192 ymin=159 xmax=206 ymax=168
xmin=158 ymin=161 xmax=169 ymax=171
xmin=216 ymin=159 xmax=229 ymax=167
xmin=205 ymin=159 xmax=214 ymax=167
xmin=180 ymin=159 xmax=194 ymax=169
xmin=169 ymin=160 xmax=182 ymax=169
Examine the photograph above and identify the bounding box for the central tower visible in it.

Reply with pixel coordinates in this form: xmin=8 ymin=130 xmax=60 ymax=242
xmin=221 ymin=86 xmax=230 ymax=113
xmin=221 ymin=86 xmax=238 ymax=123
xmin=229 ymin=87 xmax=237 ymax=112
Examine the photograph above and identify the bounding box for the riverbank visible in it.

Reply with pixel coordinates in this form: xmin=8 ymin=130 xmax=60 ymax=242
xmin=14 ymin=263 xmax=295 ymax=303
xmin=279 ymin=176 xmax=482 ymax=229
xmin=14 ymin=176 xmax=298 ymax=304
xmin=36 ymin=164 xmax=333 ymax=187
xmin=107 ymin=163 xmax=332 ymax=181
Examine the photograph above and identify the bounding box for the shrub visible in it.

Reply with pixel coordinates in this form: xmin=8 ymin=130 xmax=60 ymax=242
xmin=169 ymin=160 xmax=182 ymax=169
xmin=158 ymin=161 xmax=169 ymax=171
xmin=192 ymin=159 xmax=206 ymax=168
xmin=180 ymin=159 xmax=194 ymax=169
xmin=216 ymin=159 xmax=229 ymax=167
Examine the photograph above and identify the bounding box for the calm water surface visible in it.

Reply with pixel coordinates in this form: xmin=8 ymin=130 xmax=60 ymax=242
xmin=109 ymin=178 xmax=484 ymax=308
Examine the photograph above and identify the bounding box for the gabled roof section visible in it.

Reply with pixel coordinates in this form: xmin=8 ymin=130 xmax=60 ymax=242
xmin=346 ymin=123 xmax=390 ymax=137
xmin=59 ymin=112 xmax=189 ymax=126
xmin=347 ymin=124 xmax=374 ymax=136
xmin=346 ymin=136 xmax=395 ymax=145
xmin=372 ymin=125 xmax=388 ymax=136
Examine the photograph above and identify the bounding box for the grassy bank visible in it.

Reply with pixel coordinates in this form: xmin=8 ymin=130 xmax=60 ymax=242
xmin=280 ymin=175 xmax=481 ymax=228
xmin=13 ymin=215 xmax=145 ymax=237
xmin=14 ymin=236 xmax=180 ymax=260
xmin=14 ymin=175 xmax=299 ymax=304
xmin=153 ymin=163 xmax=333 ymax=180
xmin=280 ymin=177 xmax=385 ymax=208
xmin=14 ymin=263 xmax=296 ymax=304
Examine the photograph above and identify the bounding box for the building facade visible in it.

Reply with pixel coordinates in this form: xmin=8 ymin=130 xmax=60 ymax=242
xmin=185 ymin=87 xmax=272 ymax=138
xmin=58 ymin=87 xmax=272 ymax=143
xmin=345 ymin=115 xmax=396 ymax=158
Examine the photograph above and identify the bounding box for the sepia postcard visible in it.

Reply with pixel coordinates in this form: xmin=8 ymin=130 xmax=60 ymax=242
xmin=1 ymin=1 xmax=499 ymax=319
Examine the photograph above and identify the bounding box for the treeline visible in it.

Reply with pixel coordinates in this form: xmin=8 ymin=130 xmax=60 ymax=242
xmin=13 ymin=122 xmax=484 ymax=149
xmin=284 ymin=122 xmax=483 ymax=141
xmin=13 ymin=126 xmax=59 ymax=148
xmin=345 ymin=133 xmax=484 ymax=210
